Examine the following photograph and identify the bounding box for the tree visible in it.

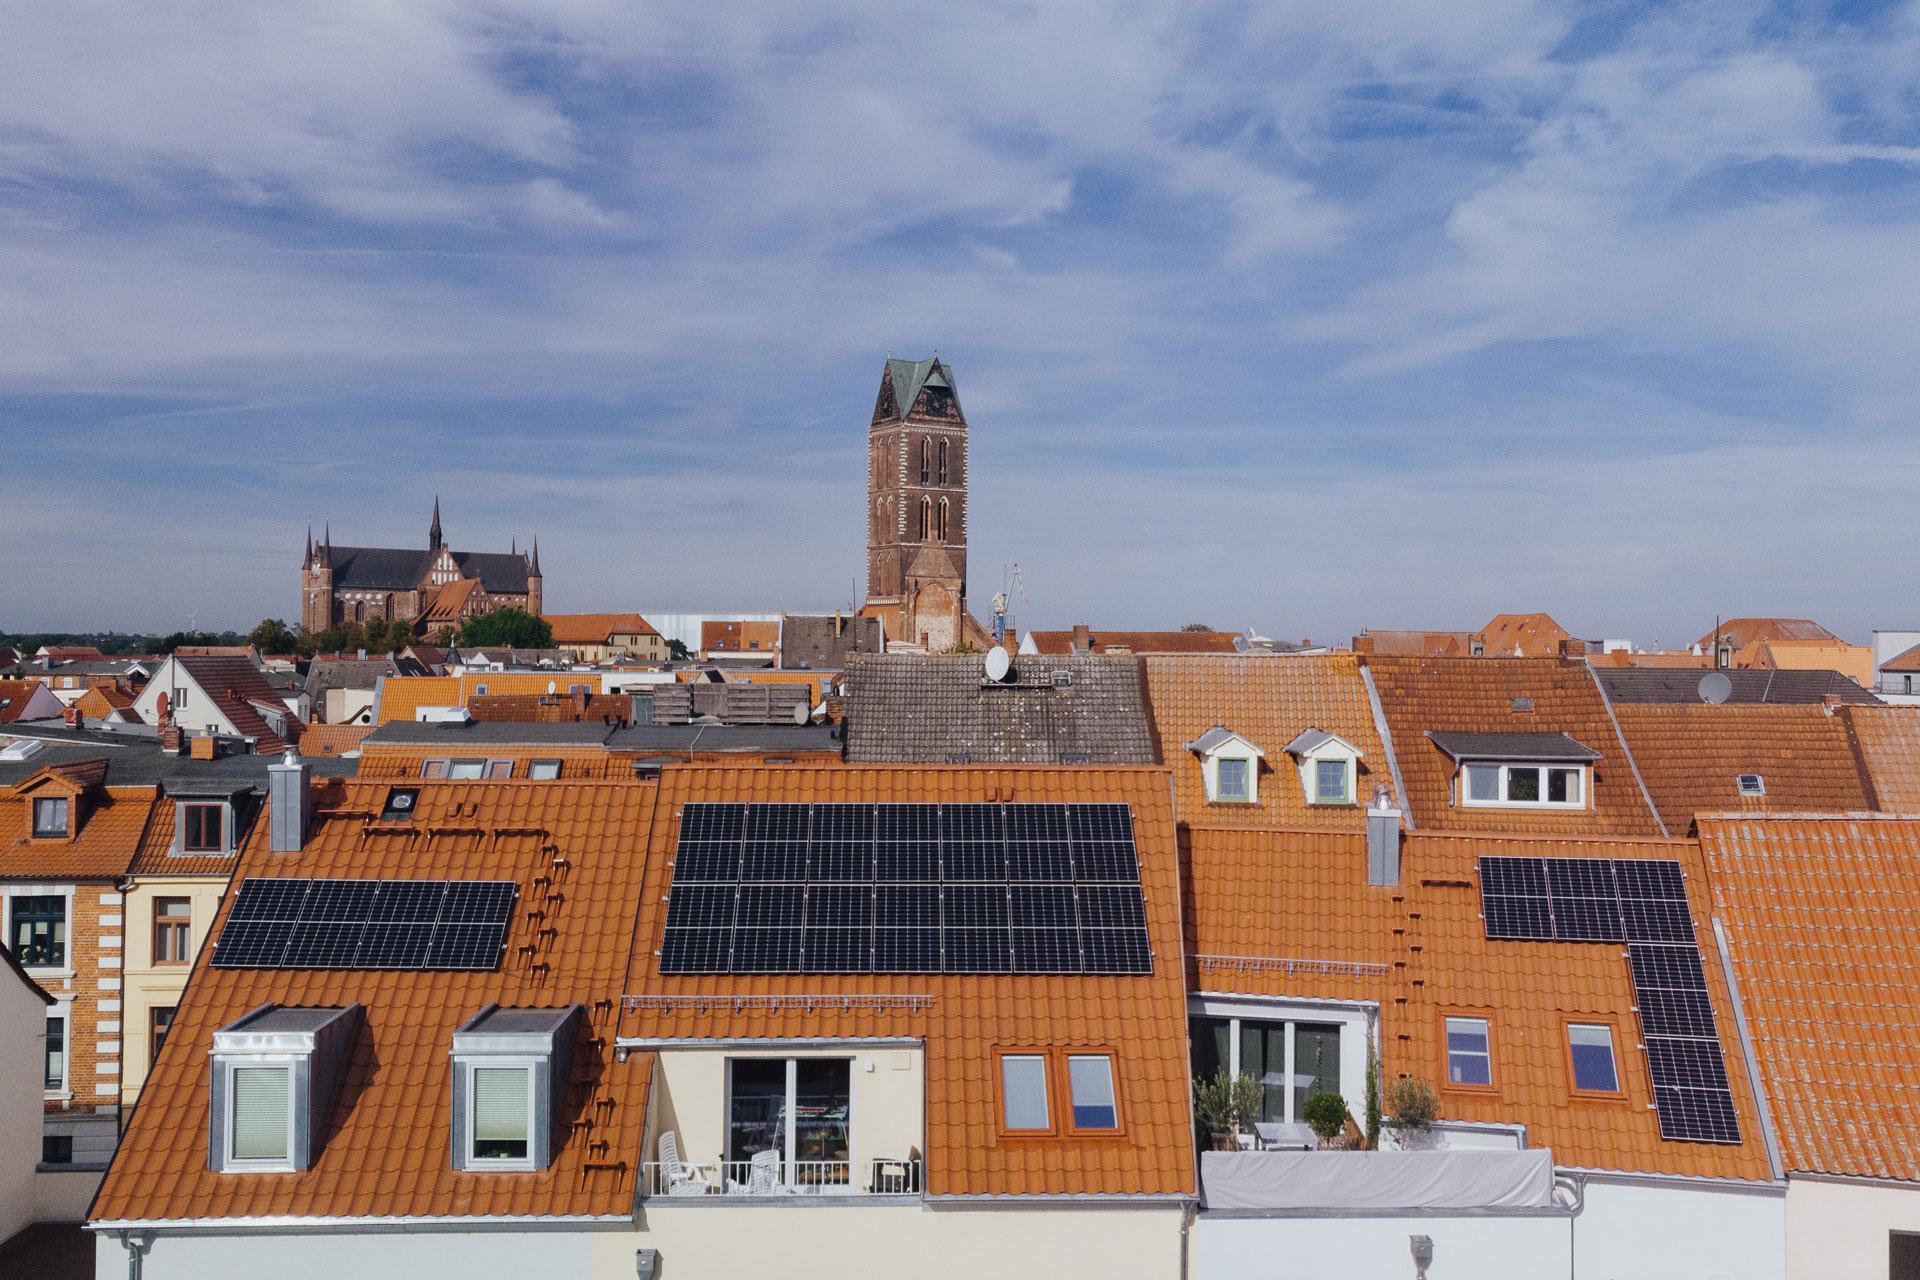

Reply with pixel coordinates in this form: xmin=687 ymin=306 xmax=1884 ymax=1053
xmin=1192 ymin=1067 xmax=1262 ymax=1146
xmin=1302 ymin=1091 xmax=1350 ymax=1143
xmin=666 ymin=638 xmax=692 ymax=661
xmin=1180 ymin=623 xmax=1215 ymax=632
xmin=457 ymin=608 xmax=553 ymax=650
xmin=247 ymin=619 xmax=294 ymax=654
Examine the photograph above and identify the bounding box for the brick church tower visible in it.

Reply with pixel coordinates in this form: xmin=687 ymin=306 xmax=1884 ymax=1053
xmin=862 ymin=356 xmax=988 ymax=651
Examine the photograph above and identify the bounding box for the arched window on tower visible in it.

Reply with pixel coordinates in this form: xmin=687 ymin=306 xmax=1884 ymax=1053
xmin=917 ymin=497 xmax=931 ymax=542
xmin=938 ymin=438 xmax=949 ymax=486
xmin=937 ymin=498 xmax=949 ymax=542
xmin=919 ymin=437 xmax=931 ymax=484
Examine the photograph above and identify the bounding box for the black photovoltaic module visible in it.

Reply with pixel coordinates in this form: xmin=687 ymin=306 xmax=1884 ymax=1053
xmin=660 ymin=802 xmax=1152 ymax=977
xmin=211 ymin=878 xmax=517 ymax=971
xmin=1476 ymin=856 xmax=1741 ymax=1144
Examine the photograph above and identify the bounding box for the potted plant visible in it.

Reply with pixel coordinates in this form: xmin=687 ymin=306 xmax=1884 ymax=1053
xmin=1193 ymin=1067 xmax=1261 ymax=1150
xmin=1302 ymin=1092 xmax=1351 ymax=1148
xmin=1382 ymin=1077 xmax=1440 ymax=1150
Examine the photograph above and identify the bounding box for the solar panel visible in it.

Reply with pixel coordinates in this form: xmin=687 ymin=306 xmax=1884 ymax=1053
xmin=659 ymin=803 xmax=1153 ymax=976
xmin=1476 ymin=859 xmax=1740 ymax=1144
xmin=212 ymin=878 xmax=516 ymax=971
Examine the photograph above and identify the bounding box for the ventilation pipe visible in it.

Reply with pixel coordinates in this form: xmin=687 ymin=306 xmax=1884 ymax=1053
xmin=1367 ymin=784 xmax=1403 ymax=887
xmin=267 ymin=749 xmax=311 ymax=852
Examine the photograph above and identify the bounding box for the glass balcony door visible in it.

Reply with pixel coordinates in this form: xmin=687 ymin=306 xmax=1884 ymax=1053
xmin=727 ymin=1057 xmax=852 ymax=1188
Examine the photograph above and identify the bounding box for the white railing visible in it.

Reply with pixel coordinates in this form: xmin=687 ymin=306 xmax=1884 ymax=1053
xmin=639 ymin=1157 xmax=922 ymax=1198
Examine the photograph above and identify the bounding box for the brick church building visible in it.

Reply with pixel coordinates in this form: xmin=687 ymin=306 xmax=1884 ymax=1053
xmin=300 ymin=500 xmax=543 ymax=636
xmin=860 ymin=356 xmax=991 ymax=652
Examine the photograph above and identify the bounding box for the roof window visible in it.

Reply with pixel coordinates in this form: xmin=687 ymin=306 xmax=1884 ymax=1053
xmin=1736 ymin=774 xmax=1765 ymax=796
xmin=450 ymin=1005 xmax=581 ymax=1172
xmin=208 ymin=1004 xmax=362 ymax=1173
xmin=528 ymin=759 xmax=562 ymax=781
xmin=1186 ymin=728 xmax=1266 ymax=805
xmin=1285 ymin=729 xmax=1364 ymax=807
xmin=380 ymin=787 xmax=420 ymax=821
xmin=32 ymin=797 xmax=69 ymax=838
xmin=1430 ymin=732 xmax=1598 ymax=811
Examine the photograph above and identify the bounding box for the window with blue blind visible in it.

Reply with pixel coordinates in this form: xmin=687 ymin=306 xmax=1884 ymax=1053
xmin=1067 ymin=1055 xmax=1117 ymax=1129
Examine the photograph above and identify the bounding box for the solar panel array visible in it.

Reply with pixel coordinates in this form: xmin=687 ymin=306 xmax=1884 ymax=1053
xmin=1477 ymin=856 xmax=1741 ymax=1145
xmin=660 ymin=803 xmax=1152 ymax=976
xmin=211 ymin=878 xmax=518 ymax=971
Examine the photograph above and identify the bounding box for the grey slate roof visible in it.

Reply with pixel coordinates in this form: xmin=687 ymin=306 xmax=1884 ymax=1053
xmin=1426 ymin=731 xmax=1602 ymax=762
xmin=325 ymin=545 xmax=531 ymax=594
xmin=607 ymin=724 xmax=842 ymax=753
xmin=0 ymin=731 xmax=357 ymax=790
xmin=304 ymin=657 xmax=399 ymax=698
xmin=843 ymin=654 xmax=1156 ymax=765
xmin=1594 ymin=667 xmax=1880 ymax=705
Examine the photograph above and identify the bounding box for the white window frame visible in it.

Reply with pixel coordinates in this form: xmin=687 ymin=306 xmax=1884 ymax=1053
xmin=462 ymin=1058 xmax=539 ymax=1171
xmin=446 ymin=759 xmax=487 ymax=780
xmin=1459 ymin=763 xmax=1587 ymax=810
xmin=1187 ymin=995 xmax=1373 ymax=1127
xmin=44 ymin=1008 xmax=69 ymax=1097
xmin=1566 ymin=1023 xmax=1620 ymax=1094
xmin=3 ymin=885 xmax=77 ymax=979
xmin=221 ymin=1058 xmax=299 ymax=1172
xmin=1445 ymin=1016 xmax=1493 ymax=1087
xmin=527 ymin=760 xmax=561 ymax=780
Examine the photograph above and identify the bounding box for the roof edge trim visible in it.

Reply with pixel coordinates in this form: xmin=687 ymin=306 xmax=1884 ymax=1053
xmin=87 ymin=1213 xmax=635 ymax=1233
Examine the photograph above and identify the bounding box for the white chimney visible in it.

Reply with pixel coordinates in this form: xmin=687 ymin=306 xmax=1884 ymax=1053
xmin=267 ymin=749 xmax=311 ymax=852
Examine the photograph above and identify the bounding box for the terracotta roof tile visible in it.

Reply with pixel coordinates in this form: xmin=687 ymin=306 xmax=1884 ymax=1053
xmin=175 ymin=656 xmax=294 ymax=753
xmin=376 ymin=674 xmax=602 ymax=724
xmin=1882 ymin=643 xmax=1920 ymax=675
xmin=1696 ymin=618 xmax=1841 ymax=650
xmin=620 ymin=765 xmax=1194 ymax=1199
xmin=1143 ymin=654 xmax=1397 ymax=829
xmin=1365 ymin=656 xmax=1663 ymax=836
xmin=1844 ymin=706 xmax=1920 ymax=811
xmin=542 ymin=613 xmax=660 ymax=643
xmin=1474 ymin=612 xmax=1573 ymax=657
xmin=1609 ymin=703 xmax=1874 ymax=834
xmin=0 ymin=784 xmax=155 ymax=879
xmin=1186 ymin=825 xmax=1773 ymax=1179
xmin=1699 ymin=815 xmax=1920 ymax=1179
xmin=1739 ymin=639 xmax=1874 ymax=688
xmin=94 ymin=778 xmax=662 ymax=1224
xmin=127 ymin=798 xmax=239 ymax=876
xmin=297 ymin=724 xmax=375 ymax=757
xmin=1026 ymin=631 xmax=1241 ymax=655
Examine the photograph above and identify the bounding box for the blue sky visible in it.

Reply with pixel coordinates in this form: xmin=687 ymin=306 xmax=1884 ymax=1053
xmin=3 ymin=0 xmax=1918 ymax=645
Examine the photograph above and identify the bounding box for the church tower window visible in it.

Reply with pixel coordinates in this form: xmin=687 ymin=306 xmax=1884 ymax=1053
xmin=919 ymin=437 xmax=931 ymax=484
xmin=937 ymin=499 xmax=949 ymax=542
xmin=938 ymin=438 xmax=949 ymax=485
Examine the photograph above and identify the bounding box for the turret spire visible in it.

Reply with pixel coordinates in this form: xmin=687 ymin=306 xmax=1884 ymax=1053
xmin=529 ymin=534 xmax=541 ymax=576
xmin=430 ymin=496 xmax=443 ymax=551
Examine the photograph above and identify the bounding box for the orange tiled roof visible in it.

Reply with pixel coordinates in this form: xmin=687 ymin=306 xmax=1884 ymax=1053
xmin=1474 ymin=612 xmax=1572 ymax=657
xmin=355 ymin=743 xmax=627 ymax=780
xmin=418 ymin=576 xmax=480 ymax=625
xmin=620 ymin=765 xmax=1195 ymax=1198
xmin=467 ymin=693 xmax=633 ymax=724
xmin=376 ymin=674 xmax=601 ymax=723
xmin=700 ymin=620 xmax=780 ymax=652
xmin=1026 ymin=630 xmax=1241 ymax=655
xmin=1586 ymin=651 xmax=1712 ymax=669
xmin=1186 ymin=824 xmax=1773 ymax=1179
xmin=1364 ymin=656 xmax=1664 ymax=836
xmin=542 ymin=613 xmax=660 ymax=644
xmin=297 ymin=724 xmax=374 ymax=757
xmin=1696 ymin=618 xmax=1839 ymax=651
xmin=1143 ymin=654 xmax=1398 ymax=829
xmin=1881 ymin=642 xmax=1920 ymax=674
xmin=1699 ymin=814 xmax=1920 ymax=1180
xmin=0 ymin=784 xmax=156 ymax=879
xmin=1609 ymin=703 xmax=1873 ymax=834
xmin=0 ymin=679 xmax=53 ymax=723
xmin=1844 ymin=706 xmax=1920 ymax=810
xmin=1351 ymin=630 xmax=1473 ymax=657
xmin=93 ymin=778 xmax=661 ymax=1225
xmin=1738 ymin=638 xmax=1874 ymax=688
xmin=127 ymin=798 xmax=240 ymax=877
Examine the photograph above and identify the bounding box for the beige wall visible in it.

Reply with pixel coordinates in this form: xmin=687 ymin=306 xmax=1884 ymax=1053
xmin=0 ymin=964 xmax=46 ymax=1241
xmin=596 ymin=1204 xmax=1184 ymax=1280
xmin=645 ymin=1046 xmax=923 ymax=1188
xmin=322 ymin=688 xmax=376 ymax=725
xmin=119 ymin=877 xmax=227 ymax=1107
xmin=1787 ymin=1176 xmax=1920 ymax=1280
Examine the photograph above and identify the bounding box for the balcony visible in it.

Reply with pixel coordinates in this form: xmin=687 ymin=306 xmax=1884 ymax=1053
xmin=639 ymin=1156 xmax=923 ymax=1199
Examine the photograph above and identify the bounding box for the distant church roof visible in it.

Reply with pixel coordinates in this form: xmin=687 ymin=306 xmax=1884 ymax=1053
xmin=882 ymin=357 xmax=961 ymax=423
xmin=323 ymin=546 xmax=532 ymax=595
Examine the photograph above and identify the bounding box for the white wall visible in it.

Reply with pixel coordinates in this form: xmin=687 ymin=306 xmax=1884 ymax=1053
xmin=0 ymin=966 xmax=46 ymax=1243
xmin=1785 ymin=1176 xmax=1920 ymax=1280
xmin=1196 ymin=1212 xmax=1571 ymax=1279
xmin=96 ymin=1228 xmax=596 ymax=1280
xmin=1191 ymin=1178 xmax=1786 ymax=1280
xmin=1574 ymin=1178 xmax=1784 ymax=1280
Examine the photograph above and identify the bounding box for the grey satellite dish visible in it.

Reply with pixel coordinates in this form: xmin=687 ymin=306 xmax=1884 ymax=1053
xmin=1698 ymin=672 xmax=1733 ymax=705
xmin=793 ymin=701 xmax=810 ymax=725
xmin=983 ymin=646 xmax=1012 ymax=683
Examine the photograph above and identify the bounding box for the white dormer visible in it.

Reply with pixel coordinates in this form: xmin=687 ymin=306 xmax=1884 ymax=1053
xmin=1284 ymin=729 xmax=1364 ymax=806
xmin=1184 ymin=727 xmax=1267 ymax=804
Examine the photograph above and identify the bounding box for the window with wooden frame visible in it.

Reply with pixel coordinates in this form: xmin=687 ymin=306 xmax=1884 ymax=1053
xmin=1066 ymin=1054 xmax=1120 ymax=1132
xmin=183 ymin=803 xmax=224 ymax=853
xmin=153 ymin=897 xmax=192 ymax=964
xmin=998 ymin=1053 xmax=1054 ymax=1134
xmin=151 ymin=1005 xmax=176 ymax=1062
xmin=419 ymin=759 xmax=449 ymax=779
xmin=1442 ymin=1013 xmax=1496 ymax=1091
xmin=1564 ymin=1020 xmax=1624 ymax=1097
xmin=32 ymin=797 xmax=69 ymax=838
xmin=997 ymin=1050 xmax=1125 ymax=1138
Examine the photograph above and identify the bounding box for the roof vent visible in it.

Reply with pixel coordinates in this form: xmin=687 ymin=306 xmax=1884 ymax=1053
xmin=1050 ymin=670 xmax=1072 ymax=688
xmin=1736 ymin=774 xmax=1765 ymax=796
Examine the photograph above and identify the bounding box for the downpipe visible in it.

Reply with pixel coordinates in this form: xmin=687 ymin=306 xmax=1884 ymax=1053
xmin=117 ymin=1229 xmax=155 ymax=1280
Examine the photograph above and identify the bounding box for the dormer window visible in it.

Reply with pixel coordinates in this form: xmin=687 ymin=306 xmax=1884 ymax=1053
xmin=32 ymin=797 xmax=68 ymax=837
xmin=1429 ymin=732 xmax=1600 ymax=811
xmin=209 ymin=1004 xmax=362 ymax=1173
xmin=1184 ymin=728 xmax=1267 ymax=805
xmin=450 ymin=1005 xmax=581 ymax=1172
xmin=1285 ymin=730 xmax=1364 ymax=807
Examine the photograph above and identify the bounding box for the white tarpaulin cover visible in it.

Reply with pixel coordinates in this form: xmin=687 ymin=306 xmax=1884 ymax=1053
xmin=1200 ymin=1149 xmax=1555 ymax=1211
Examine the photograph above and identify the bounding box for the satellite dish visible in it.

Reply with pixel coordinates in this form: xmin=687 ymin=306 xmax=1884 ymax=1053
xmin=1698 ymin=672 xmax=1733 ymax=705
xmin=793 ymin=701 xmax=810 ymax=725
xmin=983 ymin=646 xmax=1012 ymax=683
xmin=547 ymin=681 xmax=556 ymax=695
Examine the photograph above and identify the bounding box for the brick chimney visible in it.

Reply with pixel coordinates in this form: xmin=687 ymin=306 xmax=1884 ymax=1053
xmin=1071 ymin=624 xmax=1092 ymax=654
xmin=63 ymin=704 xmax=83 ymax=730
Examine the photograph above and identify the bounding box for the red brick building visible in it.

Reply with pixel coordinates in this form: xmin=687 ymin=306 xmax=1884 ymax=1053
xmin=300 ymin=500 xmax=543 ymax=636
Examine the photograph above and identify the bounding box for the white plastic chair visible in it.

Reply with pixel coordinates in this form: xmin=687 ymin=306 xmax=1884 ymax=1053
xmin=658 ymin=1130 xmax=712 ymax=1196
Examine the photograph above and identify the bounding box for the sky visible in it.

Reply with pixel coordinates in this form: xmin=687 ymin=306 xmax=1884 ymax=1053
xmin=3 ymin=1 xmax=1919 ymax=646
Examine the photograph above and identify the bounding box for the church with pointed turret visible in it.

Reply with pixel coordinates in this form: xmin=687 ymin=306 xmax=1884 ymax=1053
xmin=859 ymin=356 xmax=992 ymax=652
xmin=300 ymin=500 xmax=544 ymax=637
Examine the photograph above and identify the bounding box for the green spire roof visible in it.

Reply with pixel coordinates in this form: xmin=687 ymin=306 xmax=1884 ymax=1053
xmin=884 ymin=356 xmax=955 ymax=421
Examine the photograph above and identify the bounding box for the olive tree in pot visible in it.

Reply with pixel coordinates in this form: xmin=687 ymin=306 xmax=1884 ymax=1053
xmin=1383 ymin=1077 xmax=1441 ymax=1150
xmin=1193 ymin=1068 xmax=1261 ymax=1151
xmin=1302 ymin=1092 xmax=1352 ymax=1148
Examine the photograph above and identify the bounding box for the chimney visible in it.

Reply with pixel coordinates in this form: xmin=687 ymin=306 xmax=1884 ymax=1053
xmin=1071 ymin=623 xmax=1092 ymax=654
xmin=1366 ymin=784 xmax=1404 ymax=887
xmin=1821 ymin=693 xmax=1843 ymax=715
xmin=190 ymin=735 xmax=217 ymax=761
xmin=161 ymin=725 xmax=184 ymax=754
xmin=63 ymin=703 xmax=83 ymax=730
xmin=268 ymin=749 xmax=312 ymax=852
xmin=357 ymin=648 xmax=367 ymax=661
